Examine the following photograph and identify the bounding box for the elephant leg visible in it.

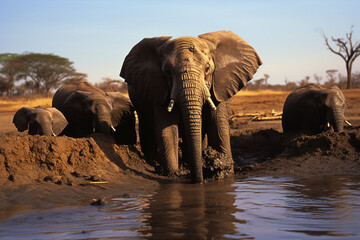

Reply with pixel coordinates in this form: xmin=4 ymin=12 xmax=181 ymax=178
xmin=154 ymin=105 xmax=180 ymax=175
xmin=207 ymin=100 xmax=232 ymax=158
xmin=137 ymin=112 xmax=156 ymax=165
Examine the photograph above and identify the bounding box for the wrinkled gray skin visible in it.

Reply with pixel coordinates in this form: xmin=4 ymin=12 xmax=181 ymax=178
xmin=282 ymin=84 xmax=347 ymax=133
xmin=52 ymin=82 xmax=136 ymax=144
xmin=13 ymin=106 xmax=68 ymax=136
xmin=120 ymin=30 xmax=262 ymax=183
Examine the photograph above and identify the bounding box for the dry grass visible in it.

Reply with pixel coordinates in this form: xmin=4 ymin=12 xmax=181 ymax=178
xmin=341 ymin=89 xmax=360 ymax=117
xmin=231 ymin=88 xmax=360 ymax=117
xmin=0 ymin=88 xmax=358 ymax=115
xmin=236 ymin=89 xmax=290 ymax=96
xmin=231 ymin=90 xmax=290 ymax=114
xmin=0 ymin=97 xmax=52 ymax=112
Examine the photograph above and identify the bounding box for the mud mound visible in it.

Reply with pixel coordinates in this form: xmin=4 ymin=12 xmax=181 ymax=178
xmin=0 ymin=133 xmax=149 ymax=186
xmin=202 ymin=147 xmax=233 ymax=180
xmin=232 ymin=127 xmax=360 ymax=177
xmin=1 ymin=126 xmax=360 ymax=186
xmin=231 ymin=129 xmax=283 ymax=164
xmin=285 ymin=128 xmax=360 ymax=158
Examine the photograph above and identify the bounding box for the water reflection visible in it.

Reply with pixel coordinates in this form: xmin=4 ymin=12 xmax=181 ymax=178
xmin=139 ymin=178 xmax=239 ymax=239
xmin=232 ymin=176 xmax=360 ymax=239
xmin=0 ymin=176 xmax=360 ymax=239
xmin=283 ymin=176 xmax=360 ymax=237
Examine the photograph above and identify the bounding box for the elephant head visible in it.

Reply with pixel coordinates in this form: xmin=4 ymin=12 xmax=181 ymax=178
xmin=318 ymin=85 xmax=347 ymax=132
xmin=63 ymin=90 xmax=116 ymax=135
xmin=13 ymin=107 xmax=68 ymax=136
xmin=282 ymin=84 xmax=348 ymax=133
xmin=57 ymin=87 xmax=136 ymax=143
xmin=121 ymin=30 xmax=262 ymax=183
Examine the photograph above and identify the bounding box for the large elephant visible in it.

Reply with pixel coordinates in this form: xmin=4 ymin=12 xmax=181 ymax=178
xmin=120 ymin=30 xmax=262 ymax=183
xmin=52 ymin=81 xmax=136 ymax=144
xmin=13 ymin=106 xmax=68 ymax=136
xmin=282 ymin=84 xmax=348 ymax=133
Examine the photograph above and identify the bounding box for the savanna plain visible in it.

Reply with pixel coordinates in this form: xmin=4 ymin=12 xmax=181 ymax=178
xmin=0 ymin=89 xmax=360 ymax=213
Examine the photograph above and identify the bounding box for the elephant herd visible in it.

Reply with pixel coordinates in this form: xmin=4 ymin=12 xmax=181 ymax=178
xmin=12 ymin=30 xmax=349 ymax=183
xmin=13 ymin=81 xmax=137 ymax=145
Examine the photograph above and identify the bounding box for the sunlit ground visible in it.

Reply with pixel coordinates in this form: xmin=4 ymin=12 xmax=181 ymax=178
xmin=0 ymin=97 xmax=52 ymax=112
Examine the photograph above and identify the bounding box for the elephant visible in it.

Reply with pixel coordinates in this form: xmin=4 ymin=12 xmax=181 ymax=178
xmin=120 ymin=30 xmax=262 ymax=183
xmin=282 ymin=84 xmax=349 ymax=133
xmin=52 ymin=81 xmax=136 ymax=144
xmin=13 ymin=106 xmax=68 ymax=136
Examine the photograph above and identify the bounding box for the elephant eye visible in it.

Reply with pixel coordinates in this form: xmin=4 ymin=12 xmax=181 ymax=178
xmin=163 ymin=65 xmax=170 ymax=75
xmin=205 ymin=65 xmax=210 ymax=74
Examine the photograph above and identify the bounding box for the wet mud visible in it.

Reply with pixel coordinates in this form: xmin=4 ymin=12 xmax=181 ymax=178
xmin=0 ymin=115 xmax=360 ymax=210
xmin=232 ymin=126 xmax=360 ymax=178
xmin=1 ymin=125 xmax=359 ymax=186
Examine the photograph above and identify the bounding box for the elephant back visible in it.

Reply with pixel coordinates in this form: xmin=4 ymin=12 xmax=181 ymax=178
xmin=52 ymin=82 xmax=105 ymax=110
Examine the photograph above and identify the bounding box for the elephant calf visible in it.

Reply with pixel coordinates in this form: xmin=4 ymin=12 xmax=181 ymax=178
xmin=52 ymin=81 xmax=136 ymax=144
xmin=282 ymin=84 xmax=349 ymax=133
xmin=13 ymin=106 xmax=68 ymax=136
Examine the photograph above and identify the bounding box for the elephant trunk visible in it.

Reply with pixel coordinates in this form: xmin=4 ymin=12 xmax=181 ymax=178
xmin=40 ymin=123 xmax=53 ymax=136
xmin=97 ymin=120 xmax=111 ymax=135
xmin=177 ymin=72 xmax=206 ymax=183
xmin=332 ymin=106 xmax=344 ymax=132
xmin=95 ymin=107 xmax=113 ymax=135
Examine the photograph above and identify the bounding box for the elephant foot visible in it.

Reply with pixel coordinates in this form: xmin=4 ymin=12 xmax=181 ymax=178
xmin=202 ymin=147 xmax=234 ymax=180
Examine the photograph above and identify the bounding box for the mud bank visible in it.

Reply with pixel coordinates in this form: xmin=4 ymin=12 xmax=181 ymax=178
xmin=232 ymin=126 xmax=360 ymax=178
xmin=0 ymin=133 xmax=161 ymax=210
xmin=1 ymin=126 xmax=360 ymax=210
xmin=0 ymin=133 xmax=160 ymax=185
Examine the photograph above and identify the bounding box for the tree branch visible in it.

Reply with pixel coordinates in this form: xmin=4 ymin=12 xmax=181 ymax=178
xmin=324 ymin=36 xmax=346 ymax=61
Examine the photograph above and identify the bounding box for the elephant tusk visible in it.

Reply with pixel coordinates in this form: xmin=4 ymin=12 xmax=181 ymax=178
xmin=345 ymin=120 xmax=352 ymax=126
xmin=52 ymin=132 xmax=56 ymax=137
xmin=207 ymin=97 xmax=216 ymax=111
xmin=111 ymin=125 xmax=116 ymax=132
xmin=167 ymin=99 xmax=175 ymax=112
xmin=327 ymin=122 xmax=330 ymax=128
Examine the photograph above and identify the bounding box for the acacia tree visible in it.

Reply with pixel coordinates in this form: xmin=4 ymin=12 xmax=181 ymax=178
xmin=0 ymin=53 xmax=25 ymax=96
xmin=322 ymin=26 xmax=360 ymax=89
xmin=94 ymin=77 xmax=128 ymax=93
xmin=18 ymin=53 xmax=85 ymax=95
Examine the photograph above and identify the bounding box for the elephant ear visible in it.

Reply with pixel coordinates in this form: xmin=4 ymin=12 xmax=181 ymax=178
xmin=47 ymin=108 xmax=68 ymax=136
xmin=13 ymin=107 xmax=31 ymax=132
xmin=199 ymin=30 xmax=262 ymax=102
xmin=330 ymin=85 xmax=346 ymax=103
xmin=106 ymin=92 xmax=131 ymax=122
xmin=107 ymin=92 xmax=137 ymax=144
xmin=120 ymin=36 xmax=172 ymax=104
xmin=63 ymin=90 xmax=89 ymax=111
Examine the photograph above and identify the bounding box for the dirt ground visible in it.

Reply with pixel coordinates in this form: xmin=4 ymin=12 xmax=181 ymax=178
xmin=0 ymin=89 xmax=359 ymax=212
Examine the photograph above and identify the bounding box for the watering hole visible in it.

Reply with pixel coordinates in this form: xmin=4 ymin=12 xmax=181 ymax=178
xmin=1 ymin=175 xmax=360 ymax=240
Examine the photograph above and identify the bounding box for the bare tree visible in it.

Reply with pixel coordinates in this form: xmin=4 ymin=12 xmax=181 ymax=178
xmin=313 ymin=74 xmax=323 ymax=85
xmin=324 ymin=69 xmax=338 ymax=88
xmin=322 ymin=26 xmax=360 ymax=89
xmin=298 ymin=76 xmax=310 ymax=87
xmin=263 ymin=74 xmax=270 ymax=86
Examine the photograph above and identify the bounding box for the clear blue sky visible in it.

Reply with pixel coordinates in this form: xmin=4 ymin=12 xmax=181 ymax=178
xmin=1 ymin=0 xmax=359 ymax=85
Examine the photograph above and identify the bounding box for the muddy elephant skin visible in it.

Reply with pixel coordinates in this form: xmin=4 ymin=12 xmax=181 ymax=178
xmin=120 ymin=30 xmax=262 ymax=183
xmin=13 ymin=106 xmax=68 ymax=136
xmin=282 ymin=84 xmax=347 ymax=133
xmin=52 ymin=82 xmax=136 ymax=144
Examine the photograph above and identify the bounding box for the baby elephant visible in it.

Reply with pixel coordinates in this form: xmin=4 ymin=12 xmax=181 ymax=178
xmin=282 ymin=84 xmax=349 ymax=133
xmin=13 ymin=106 xmax=68 ymax=136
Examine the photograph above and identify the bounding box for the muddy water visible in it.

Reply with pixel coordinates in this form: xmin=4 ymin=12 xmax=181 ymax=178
xmin=1 ymin=176 xmax=360 ymax=239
